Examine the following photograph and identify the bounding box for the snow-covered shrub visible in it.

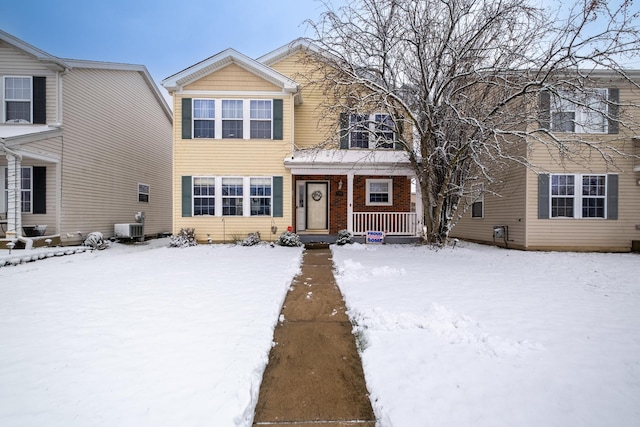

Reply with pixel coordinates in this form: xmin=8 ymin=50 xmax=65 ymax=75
xmin=84 ymin=232 xmax=107 ymax=250
xmin=275 ymin=230 xmax=302 ymax=247
xmin=241 ymin=232 xmax=261 ymax=246
xmin=169 ymin=228 xmax=197 ymax=248
xmin=336 ymin=229 xmax=354 ymax=245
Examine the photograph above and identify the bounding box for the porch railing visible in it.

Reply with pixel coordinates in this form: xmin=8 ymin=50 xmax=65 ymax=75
xmin=352 ymin=212 xmax=418 ymax=236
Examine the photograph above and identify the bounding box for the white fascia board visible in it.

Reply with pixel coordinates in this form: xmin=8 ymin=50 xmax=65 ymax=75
xmin=162 ymin=48 xmax=299 ymax=93
xmin=0 ymin=29 xmax=70 ymax=72
xmin=284 ymin=149 xmax=414 ymax=175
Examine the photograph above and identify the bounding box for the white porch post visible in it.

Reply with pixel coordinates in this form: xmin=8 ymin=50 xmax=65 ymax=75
xmin=6 ymin=154 xmax=22 ymax=237
xmin=347 ymin=172 xmax=354 ymax=232
xmin=414 ymin=176 xmax=423 ymax=237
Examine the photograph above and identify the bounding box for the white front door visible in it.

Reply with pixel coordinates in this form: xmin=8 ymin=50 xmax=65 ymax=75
xmin=306 ymin=182 xmax=328 ymax=231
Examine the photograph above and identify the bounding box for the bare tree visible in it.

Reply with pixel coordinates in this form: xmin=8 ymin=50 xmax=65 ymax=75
xmin=304 ymin=0 xmax=640 ymax=245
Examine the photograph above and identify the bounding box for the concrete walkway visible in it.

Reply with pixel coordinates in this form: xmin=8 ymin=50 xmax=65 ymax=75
xmin=252 ymin=247 xmax=376 ymax=427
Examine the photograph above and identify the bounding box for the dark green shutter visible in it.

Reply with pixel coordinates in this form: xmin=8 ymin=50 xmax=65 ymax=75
xmin=395 ymin=116 xmax=404 ymax=150
xmin=538 ymin=174 xmax=550 ymax=219
xmin=182 ymin=176 xmax=192 ymax=217
xmin=607 ymin=174 xmax=618 ymax=220
xmin=33 ymin=166 xmax=46 ymax=214
xmin=273 ymin=99 xmax=283 ymax=140
xmin=608 ymin=88 xmax=619 ymax=134
xmin=182 ymin=98 xmax=192 ymax=139
xmin=539 ymin=91 xmax=550 ymax=130
xmin=272 ymin=176 xmax=283 ymax=217
xmin=33 ymin=77 xmax=46 ymax=124
xmin=339 ymin=113 xmax=349 ymax=149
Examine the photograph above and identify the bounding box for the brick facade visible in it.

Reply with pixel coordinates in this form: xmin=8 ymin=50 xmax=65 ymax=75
xmin=294 ymin=175 xmax=411 ymax=234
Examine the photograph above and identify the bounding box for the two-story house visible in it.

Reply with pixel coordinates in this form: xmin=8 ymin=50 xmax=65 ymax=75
xmin=162 ymin=40 xmax=421 ymax=243
xmin=0 ymin=29 xmax=172 ymax=248
xmin=452 ymin=73 xmax=640 ymax=252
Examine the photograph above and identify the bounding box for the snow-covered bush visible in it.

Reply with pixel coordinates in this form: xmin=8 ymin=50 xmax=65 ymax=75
xmin=241 ymin=232 xmax=261 ymax=246
xmin=336 ymin=229 xmax=354 ymax=245
xmin=275 ymin=230 xmax=302 ymax=247
xmin=84 ymin=232 xmax=107 ymax=250
xmin=169 ymin=228 xmax=197 ymax=248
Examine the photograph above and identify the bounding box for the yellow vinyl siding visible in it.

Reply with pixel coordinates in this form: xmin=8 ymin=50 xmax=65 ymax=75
xmin=184 ymin=63 xmax=281 ymax=92
xmin=269 ymin=52 xmax=335 ymax=148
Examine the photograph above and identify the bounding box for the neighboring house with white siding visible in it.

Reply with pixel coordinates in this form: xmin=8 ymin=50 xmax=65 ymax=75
xmin=161 ymin=41 xmax=420 ymax=243
xmin=452 ymin=73 xmax=640 ymax=252
xmin=0 ymin=29 xmax=172 ymax=247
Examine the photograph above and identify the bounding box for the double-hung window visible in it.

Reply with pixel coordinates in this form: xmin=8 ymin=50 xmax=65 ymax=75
xmin=4 ymin=77 xmax=31 ymax=123
xmin=250 ymin=100 xmax=272 ymax=139
xmin=222 ymin=177 xmax=243 ymax=215
xmin=222 ymin=100 xmax=243 ymax=138
xmin=2 ymin=167 xmax=32 ymax=213
xmin=551 ymin=89 xmax=608 ymax=134
xmin=550 ymin=174 xmax=607 ymax=218
xmin=349 ymin=114 xmax=396 ymax=148
xmin=193 ymin=99 xmax=215 ymax=138
xmin=366 ymin=179 xmax=392 ymax=206
xmin=471 ymin=183 xmax=484 ymax=218
xmin=250 ymin=177 xmax=271 ymax=215
xmin=138 ymin=183 xmax=150 ymax=203
xmin=193 ymin=177 xmax=215 ymax=216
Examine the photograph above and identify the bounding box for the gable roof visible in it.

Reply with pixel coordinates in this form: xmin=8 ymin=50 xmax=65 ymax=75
xmin=161 ymin=48 xmax=299 ymax=94
xmin=257 ymin=38 xmax=320 ymax=66
xmin=0 ymin=29 xmax=70 ymax=72
xmin=0 ymin=29 xmax=172 ymax=121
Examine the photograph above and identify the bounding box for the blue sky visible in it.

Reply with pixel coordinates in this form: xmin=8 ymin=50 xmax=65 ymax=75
xmin=1 ymin=0 xmax=341 ymax=98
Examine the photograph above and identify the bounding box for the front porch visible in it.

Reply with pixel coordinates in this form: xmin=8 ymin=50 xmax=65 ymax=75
xmin=285 ymin=149 xmax=422 ymax=241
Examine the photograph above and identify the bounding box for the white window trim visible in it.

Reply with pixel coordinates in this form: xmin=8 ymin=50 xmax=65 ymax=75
xmin=349 ymin=113 xmax=396 ymax=149
xmin=138 ymin=183 xmax=150 ymax=203
xmin=193 ymin=176 xmax=273 ymax=217
xmin=192 ymin=176 xmax=216 ymax=216
xmin=366 ymin=178 xmax=393 ymax=206
xmin=549 ymin=173 xmax=607 ymax=219
xmin=471 ymin=183 xmax=484 ymax=218
xmin=551 ymin=89 xmax=608 ymax=134
xmin=2 ymin=166 xmax=32 ymax=213
xmin=4 ymin=76 xmax=33 ymax=123
xmin=192 ymin=99 xmax=274 ymax=140
xmin=249 ymin=176 xmax=273 ymax=216
xmin=192 ymin=99 xmax=215 ymax=139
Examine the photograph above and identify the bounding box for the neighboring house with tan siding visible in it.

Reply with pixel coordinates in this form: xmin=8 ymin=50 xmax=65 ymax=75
xmin=0 ymin=29 xmax=172 ymax=247
xmin=452 ymin=73 xmax=640 ymax=252
xmin=162 ymin=41 xmax=421 ymax=243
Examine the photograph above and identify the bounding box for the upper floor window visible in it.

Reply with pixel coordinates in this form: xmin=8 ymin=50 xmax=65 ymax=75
xmin=4 ymin=77 xmax=32 ymax=123
xmin=193 ymin=100 xmax=215 ymax=138
xmin=250 ymin=100 xmax=272 ymax=139
xmin=551 ymin=89 xmax=609 ymax=134
xmin=222 ymin=100 xmax=243 ymax=138
xmin=185 ymin=98 xmax=282 ymax=141
xmin=550 ymin=174 xmax=607 ymax=218
xmin=349 ymin=114 xmax=396 ymax=149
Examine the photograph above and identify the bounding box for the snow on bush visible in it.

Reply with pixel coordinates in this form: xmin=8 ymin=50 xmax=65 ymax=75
xmin=275 ymin=230 xmax=302 ymax=247
xmin=241 ymin=232 xmax=261 ymax=246
xmin=336 ymin=229 xmax=354 ymax=245
xmin=169 ymin=228 xmax=197 ymax=248
xmin=84 ymin=232 xmax=107 ymax=250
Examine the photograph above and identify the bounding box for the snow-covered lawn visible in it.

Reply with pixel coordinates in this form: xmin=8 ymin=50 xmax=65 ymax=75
xmin=332 ymin=242 xmax=640 ymax=427
xmin=0 ymin=239 xmax=302 ymax=427
xmin=1 ymin=239 xmax=638 ymax=427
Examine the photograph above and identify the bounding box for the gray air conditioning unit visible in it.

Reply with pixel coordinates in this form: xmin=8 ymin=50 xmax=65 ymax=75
xmin=114 ymin=212 xmax=145 ymax=240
